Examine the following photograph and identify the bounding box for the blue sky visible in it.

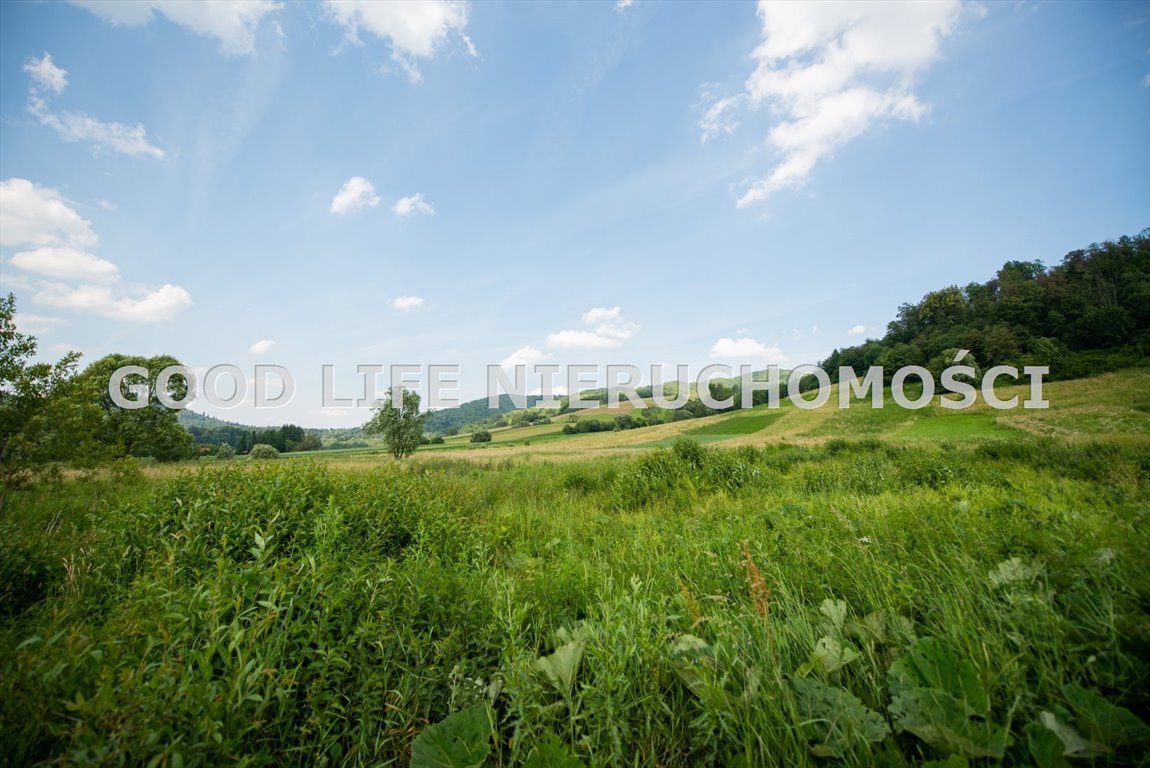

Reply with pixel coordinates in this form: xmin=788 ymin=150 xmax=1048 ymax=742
xmin=1 ymin=0 xmax=1147 ymax=427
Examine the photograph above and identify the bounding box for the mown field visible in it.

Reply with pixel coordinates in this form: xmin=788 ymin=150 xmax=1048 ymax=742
xmin=2 ymin=375 xmax=1150 ymax=767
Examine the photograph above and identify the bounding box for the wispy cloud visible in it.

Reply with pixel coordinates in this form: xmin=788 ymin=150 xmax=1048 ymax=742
xmin=250 ymin=339 xmax=276 ymax=354
xmin=24 ymin=53 xmax=164 ymax=158
xmin=848 ymin=324 xmax=866 ymax=336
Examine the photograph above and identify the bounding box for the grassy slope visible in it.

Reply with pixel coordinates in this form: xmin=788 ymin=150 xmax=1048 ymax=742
xmin=305 ymin=368 xmax=1148 ymax=464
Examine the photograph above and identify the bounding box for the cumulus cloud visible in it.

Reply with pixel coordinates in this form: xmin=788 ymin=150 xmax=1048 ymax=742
xmin=23 ymin=54 xmax=164 ymax=158
xmin=392 ymin=193 xmax=435 ymax=217
xmin=500 ymin=346 xmax=551 ymax=369
xmin=70 ymin=0 xmax=281 ymax=55
xmin=323 ymin=0 xmax=474 ymax=83
xmin=702 ymin=1 xmax=964 ymax=206
xmin=848 ymin=324 xmax=866 ymax=336
xmin=249 ymin=339 xmax=275 ymax=354
xmin=35 ymin=283 xmax=193 ymax=322
xmin=9 ymin=246 xmax=119 ymax=282
xmin=0 ymin=178 xmax=97 ymax=249
xmin=23 ymin=53 xmax=67 ymax=94
xmin=329 ymin=176 xmax=381 ymax=214
xmin=389 ymin=295 xmax=425 ymax=310
xmin=2 ymin=177 xmax=192 ymax=323
xmin=709 ymin=336 xmax=788 ymax=363
xmin=546 ymin=306 xmax=639 ymax=349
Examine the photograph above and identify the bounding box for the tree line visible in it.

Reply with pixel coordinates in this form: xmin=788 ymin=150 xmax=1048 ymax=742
xmin=820 ymin=231 xmax=1149 ymax=381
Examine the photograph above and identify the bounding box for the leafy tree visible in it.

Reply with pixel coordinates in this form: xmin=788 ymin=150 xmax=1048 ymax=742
xmin=364 ymin=388 xmax=429 ymax=459
xmin=216 ymin=443 xmax=236 ymax=459
xmin=470 ymin=429 xmax=492 ymax=443
xmin=0 ymin=294 xmax=102 ymax=512
xmin=72 ymin=354 xmax=196 ymax=461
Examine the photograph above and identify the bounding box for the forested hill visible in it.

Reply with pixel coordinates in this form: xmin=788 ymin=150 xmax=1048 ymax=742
xmin=820 ymin=231 xmax=1150 ymax=381
xmin=422 ymin=394 xmax=551 ymax=435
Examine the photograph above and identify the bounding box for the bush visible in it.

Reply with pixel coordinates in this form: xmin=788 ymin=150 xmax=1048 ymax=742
xmin=430 ymin=436 xmax=445 ymax=445
xmin=248 ymin=443 xmax=280 ymax=460
xmin=216 ymin=444 xmax=236 ymax=460
xmin=470 ymin=430 xmax=492 ymax=443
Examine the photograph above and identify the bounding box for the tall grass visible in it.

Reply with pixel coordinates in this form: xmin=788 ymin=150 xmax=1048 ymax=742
xmin=2 ymin=439 xmax=1147 ymax=766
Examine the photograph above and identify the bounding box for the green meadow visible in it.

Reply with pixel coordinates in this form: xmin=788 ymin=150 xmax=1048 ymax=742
xmin=2 ymin=371 xmax=1148 ymax=767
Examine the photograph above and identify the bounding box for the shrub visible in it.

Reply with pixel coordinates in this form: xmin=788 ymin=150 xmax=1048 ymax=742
xmin=430 ymin=436 xmax=445 ymax=445
xmin=470 ymin=430 xmax=492 ymax=443
xmin=248 ymin=443 xmax=280 ymax=460
xmin=216 ymin=444 xmax=236 ymax=459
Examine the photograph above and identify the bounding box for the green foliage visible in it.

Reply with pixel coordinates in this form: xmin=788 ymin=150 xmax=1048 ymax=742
xmin=410 ymin=704 xmax=493 ymax=768
xmin=364 ymin=388 xmax=429 ymax=459
xmin=0 ymin=293 xmax=100 ymax=511
xmin=215 ymin=443 xmax=236 ymax=459
xmin=73 ymin=353 xmax=196 ymax=461
xmin=248 ymin=443 xmax=280 ymax=459
xmin=888 ymin=638 xmax=1010 ymax=758
xmin=469 ymin=430 xmax=492 ymax=443
xmin=2 ymin=440 xmax=1148 ymax=766
xmin=789 ymin=677 xmax=889 ymax=757
xmin=823 ymin=231 xmax=1150 ymax=380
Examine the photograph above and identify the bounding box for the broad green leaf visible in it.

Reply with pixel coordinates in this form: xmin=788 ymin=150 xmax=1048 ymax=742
xmin=921 ymin=756 xmax=970 ymax=768
xmin=533 ymin=640 xmax=585 ymax=697
xmin=523 ymin=732 xmax=583 ymax=768
xmin=819 ymin=598 xmax=848 ymax=633
xmin=1034 ymin=711 xmax=1109 ymax=760
xmin=889 ymin=686 xmax=1010 ymax=759
xmin=410 ymin=704 xmax=493 ymax=768
xmin=1061 ymin=684 xmax=1150 ymax=748
xmin=1026 ymin=719 xmax=1071 ymax=768
xmin=888 ymin=637 xmax=989 ymax=717
xmin=811 ymin=635 xmax=860 ymax=674
xmin=790 ymin=677 xmax=889 ymax=758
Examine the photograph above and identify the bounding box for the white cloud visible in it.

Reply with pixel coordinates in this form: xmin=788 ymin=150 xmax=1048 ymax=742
xmin=323 ymin=0 xmax=473 ymax=83
xmin=705 ymin=1 xmax=964 ymax=206
xmin=10 ymin=246 xmax=120 ymax=282
xmin=22 ymin=56 xmax=164 ymax=158
xmin=29 ymin=98 xmax=166 ymax=158
xmin=329 ymin=176 xmax=381 ymax=214
xmin=35 ymin=283 xmax=193 ymax=323
xmin=70 ymin=1 xmax=281 ymax=55
xmin=13 ymin=312 xmax=64 ymax=335
xmin=24 ymin=53 xmax=67 ymax=94
xmin=96 ymin=199 xmax=117 ymax=211
xmin=709 ymin=336 xmax=788 ymax=363
xmin=1142 ymin=73 xmax=1150 ymax=88
xmin=0 ymin=178 xmax=98 ymax=248
xmin=389 ymin=295 xmax=425 ymax=310
xmin=547 ymin=307 xmax=639 ymax=349
xmin=392 ymin=193 xmax=435 ymax=217
xmin=249 ymin=339 xmax=275 ymax=354
xmin=501 ymin=346 xmax=551 ymax=369
xmin=848 ymin=324 xmax=866 ymax=336
xmin=616 ymin=0 xmax=636 ymax=10
xmin=699 ymin=90 xmax=744 ymax=143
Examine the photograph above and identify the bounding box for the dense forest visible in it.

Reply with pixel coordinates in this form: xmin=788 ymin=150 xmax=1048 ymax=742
xmin=820 ymin=232 xmax=1150 ymax=381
